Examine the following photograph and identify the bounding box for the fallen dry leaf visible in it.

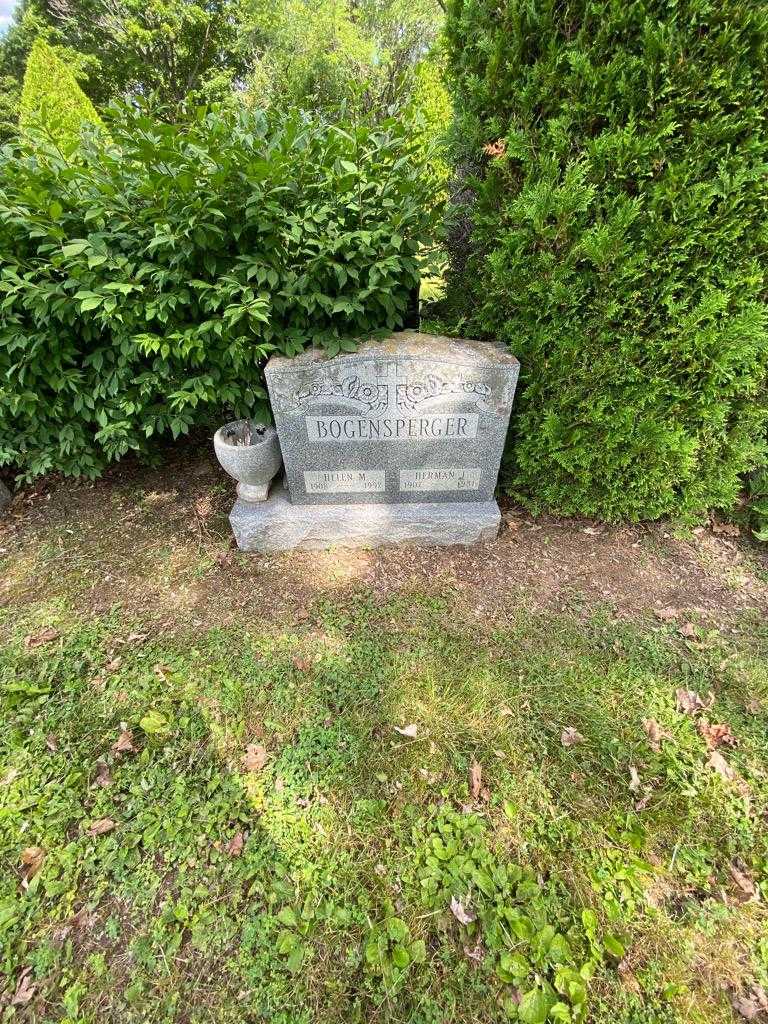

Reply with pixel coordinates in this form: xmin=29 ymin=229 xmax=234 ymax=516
xmin=698 ymin=719 xmax=737 ymax=751
xmin=292 ymin=655 xmax=312 ymax=672
xmin=243 ymin=743 xmax=269 ymax=772
xmin=707 ymin=749 xmax=738 ymax=781
xmin=469 ymin=760 xmax=483 ymax=801
xmin=225 ymin=832 xmax=245 ymax=857
xmin=45 ymin=733 xmax=58 ymax=752
xmin=675 ymin=688 xmax=713 ymax=716
xmin=393 ymin=723 xmax=418 ymax=739
xmin=711 ymin=519 xmax=741 ymax=537
xmin=642 ymin=718 xmax=672 ymax=752
xmin=746 ymin=699 xmax=762 ymax=716
xmin=24 ymin=627 xmax=60 ymax=649
xmin=20 ymin=846 xmax=45 ymax=883
xmin=450 ymin=895 xmax=476 ymax=926
xmin=730 ymin=984 xmax=768 ymax=1020
xmin=94 ymin=761 xmax=112 ymax=788
xmin=678 ymin=622 xmax=698 ymax=639
xmin=617 ymin=958 xmax=642 ymax=996
xmin=728 ymin=861 xmax=757 ymax=901
xmin=1 ymin=767 xmax=19 ymax=787
xmin=463 ymin=939 xmax=485 ymax=964
xmin=561 ymin=727 xmax=584 ymax=748
xmin=628 ymin=765 xmax=642 ymax=794
xmin=654 ymin=606 xmax=679 ymax=622
xmin=105 ymin=656 xmax=122 ymax=673
xmin=86 ymin=818 xmax=117 ymax=837
xmin=153 ymin=664 xmax=171 ymax=683
xmin=112 ymin=728 xmax=136 ymax=754
xmin=482 ymin=139 xmax=506 ymax=158
xmin=635 ymin=789 xmax=652 ymax=811
xmin=11 ymin=968 xmax=35 ymax=1006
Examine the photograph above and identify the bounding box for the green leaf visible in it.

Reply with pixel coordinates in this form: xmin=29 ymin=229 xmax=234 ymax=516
xmin=286 ymin=944 xmax=305 ymax=974
xmin=139 ymin=709 xmax=169 ymax=735
xmin=518 ymin=987 xmax=555 ymax=1024
xmin=391 ymin=945 xmax=410 ymax=969
xmin=277 ymin=907 xmax=298 ymax=928
xmin=603 ymin=934 xmax=626 ymax=959
xmin=62 ymin=241 xmax=89 ymax=257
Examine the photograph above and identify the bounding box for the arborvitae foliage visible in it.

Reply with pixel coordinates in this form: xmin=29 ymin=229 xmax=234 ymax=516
xmin=19 ymin=38 xmax=103 ymax=150
xmin=444 ymin=0 xmax=768 ymax=522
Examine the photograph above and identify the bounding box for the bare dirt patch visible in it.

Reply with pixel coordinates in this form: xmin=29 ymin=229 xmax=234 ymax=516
xmin=2 ymin=437 xmax=767 ymax=634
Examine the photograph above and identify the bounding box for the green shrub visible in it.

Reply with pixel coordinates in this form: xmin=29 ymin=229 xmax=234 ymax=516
xmin=0 ymin=106 xmax=437 ymax=479
xmin=444 ymin=0 xmax=768 ymax=521
xmin=19 ymin=38 xmax=103 ymax=150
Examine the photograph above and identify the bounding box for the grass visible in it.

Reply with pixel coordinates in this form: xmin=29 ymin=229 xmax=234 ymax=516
xmin=2 ymin=576 xmax=767 ymax=1022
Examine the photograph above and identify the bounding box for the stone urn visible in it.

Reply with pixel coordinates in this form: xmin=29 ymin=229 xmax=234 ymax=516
xmin=213 ymin=419 xmax=282 ymax=502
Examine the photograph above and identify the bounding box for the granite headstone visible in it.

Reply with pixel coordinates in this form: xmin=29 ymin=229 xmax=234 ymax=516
xmin=229 ymin=331 xmax=519 ymax=550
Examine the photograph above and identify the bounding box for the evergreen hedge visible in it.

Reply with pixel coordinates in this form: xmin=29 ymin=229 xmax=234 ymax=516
xmin=20 ymin=38 xmax=103 ymax=150
xmin=0 ymin=106 xmax=435 ymax=480
xmin=444 ymin=0 xmax=768 ymax=521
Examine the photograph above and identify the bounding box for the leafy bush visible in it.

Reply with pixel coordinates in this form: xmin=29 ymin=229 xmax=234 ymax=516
xmin=0 ymin=105 xmax=436 ymax=479
xmin=19 ymin=38 xmax=103 ymax=150
xmin=444 ymin=0 xmax=768 ymax=521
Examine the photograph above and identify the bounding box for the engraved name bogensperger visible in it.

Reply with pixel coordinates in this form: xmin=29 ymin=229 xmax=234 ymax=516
xmin=264 ymin=333 xmax=520 ymax=506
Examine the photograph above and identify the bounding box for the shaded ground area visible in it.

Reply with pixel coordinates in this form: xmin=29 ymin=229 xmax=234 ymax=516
xmin=1 ymin=442 xmax=767 ymax=1023
xmin=2 ymin=438 xmax=767 ymax=633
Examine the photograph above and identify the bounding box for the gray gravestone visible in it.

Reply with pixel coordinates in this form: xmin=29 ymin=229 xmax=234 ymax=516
xmin=229 ymin=331 xmax=519 ymax=551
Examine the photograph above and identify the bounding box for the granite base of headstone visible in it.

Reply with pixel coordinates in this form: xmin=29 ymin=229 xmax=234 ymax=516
xmin=229 ymin=331 xmax=519 ymax=551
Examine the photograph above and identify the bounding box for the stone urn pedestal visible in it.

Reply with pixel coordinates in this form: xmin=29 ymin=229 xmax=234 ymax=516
xmin=213 ymin=420 xmax=282 ymax=502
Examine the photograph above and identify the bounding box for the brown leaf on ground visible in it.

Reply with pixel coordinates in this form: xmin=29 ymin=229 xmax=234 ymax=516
xmin=678 ymin=622 xmax=698 ymax=638
xmin=642 ymin=718 xmax=672 ymax=752
xmin=11 ymin=968 xmax=35 ymax=1006
xmin=469 ymin=760 xmax=483 ymax=800
xmin=675 ymin=688 xmax=713 ymax=715
xmin=707 ymin=749 xmax=738 ymax=781
xmin=243 ymin=743 xmax=269 ymax=772
xmin=105 ymin=656 xmax=122 ymax=673
xmin=153 ymin=664 xmax=171 ymax=682
xmin=225 ymin=832 xmax=245 ymax=857
xmin=746 ymin=699 xmax=762 ymax=716
xmin=85 ymin=818 xmax=116 ymax=837
xmin=482 ymin=139 xmax=506 ymax=158
xmin=393 ymin=723 xmax=418 ymax=739
xmin=728 ymin=861 xmax=757 ymax=901
xmin=112 ymin=728 xmax=136 ymax=754
xmin=560 ymin=727 xmax=584 ymax=747
xmin=618 ymin=958 xmax=642 ymax=996
xmin=94 ymin=761 xmax=112 ymax=788
xmin=45 ymin=733 xmax=59 ymax=752
xmin=698 ymin=719 xmax=737 ymax=750
xmin=450 ymin=895 xmax=476 ymax=925
xmin=730 ymin=984 xmax=768 ymax=1020
xmin=292 ymin=655 xmax=312 ymax=672
xmin=711 ymin=519 xmax=741 ymax=537
xmin=654 ymin=606 xmax=679 ymax=622
xmin=463 ymin=939 xmax=485 ymax=964
xmin=24 ymin=627 xmax=60 ymax=649
xmin=628 ymin=765 xmax=642 ymax=794
xmin=20 ymin=846 xmax=45 ymax=883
